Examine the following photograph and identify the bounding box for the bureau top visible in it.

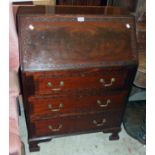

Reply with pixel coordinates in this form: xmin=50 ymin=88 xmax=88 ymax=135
xmin=18 ymin=6 xmax=137 ymax=71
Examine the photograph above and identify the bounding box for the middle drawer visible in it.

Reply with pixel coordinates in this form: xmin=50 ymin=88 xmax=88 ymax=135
xmin=29 ymin=91 xmax=128 ymax=120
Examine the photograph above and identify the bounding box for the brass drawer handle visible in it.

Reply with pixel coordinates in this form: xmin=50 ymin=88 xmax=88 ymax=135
xmin=47 ymin=81 xmax=64 ymax=88
xmin=48 ymin=124 xmax=62 ymax=132
xmin=48 ymin=103 xmax=64 ymax=112
xmin=97 ymin=99 xmax=111 ymax=107
xmin=47 ymin=82 xmax=53 ymax=87
xmin=99 ymin=78 xmax=115 ymax=87
xmin=59 ymin=81 xmax=64 ymax=87
xmin=93 ymin=119 xmax=106 ymax=127
xmin=52 ymin=88 xmax=61 ymax=91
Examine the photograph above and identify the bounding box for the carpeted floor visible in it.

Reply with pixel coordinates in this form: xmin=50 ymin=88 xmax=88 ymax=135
xmin=18 ymin=95 xmax=146 ymax=155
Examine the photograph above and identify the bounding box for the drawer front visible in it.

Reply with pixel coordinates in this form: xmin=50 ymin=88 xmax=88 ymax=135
xmin=34 ymin=70 xmax=128 ymax=95
xmin=29 ymin=91 xmax=128 ymax=120
xmin=32 ymin=111 xmax=122 ymax=137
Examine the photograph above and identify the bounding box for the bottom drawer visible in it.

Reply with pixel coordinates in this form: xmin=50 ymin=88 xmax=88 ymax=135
xmin=31 ymin=110 xmax=123 ymax=137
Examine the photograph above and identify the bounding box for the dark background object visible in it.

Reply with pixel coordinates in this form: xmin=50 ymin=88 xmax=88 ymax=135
xmin=56 ymin=0 xmax=138 ymax=12
xmin=112 ymin=0 xmax=138 ymax=12
xmin=56 ymin=0 xmax=107 ymax=5
xmin=13 ymin=1 xmax=33 ymax=5
xmin=123 ymin=99 xmax=146 ymax=144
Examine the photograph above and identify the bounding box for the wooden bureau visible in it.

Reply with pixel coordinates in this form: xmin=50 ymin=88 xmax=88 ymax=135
xmin=17 ymin=6 xmax=138 ymax=152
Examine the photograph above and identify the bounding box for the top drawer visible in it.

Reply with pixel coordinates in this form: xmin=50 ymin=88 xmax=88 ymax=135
xmin=23 ymin=68 xmax=131 ymax=95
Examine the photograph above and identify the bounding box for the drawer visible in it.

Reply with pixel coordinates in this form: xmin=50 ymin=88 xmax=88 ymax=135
xmin=31 ymin=110 xmax=122 ymax=137
xmin=29 ymin=91 xmax=128 ymax=120
xmin=34 ymin=69 xmax=128 ymax=95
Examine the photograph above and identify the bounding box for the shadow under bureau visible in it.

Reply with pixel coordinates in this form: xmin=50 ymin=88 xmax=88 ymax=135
xmin=17 ymin=6 xmax=138 ymax=152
